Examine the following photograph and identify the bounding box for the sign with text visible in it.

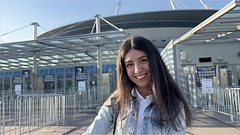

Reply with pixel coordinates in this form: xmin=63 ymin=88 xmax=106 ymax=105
xmin=75 ymin=66 xmax=88 ymax=81
xmin=15 ymin=84 xmax=22 ymax=95
xmin=43 ymin=74 xmax=55 ymax=82
xmin=202 ymin=78 xmax=214 ymax=94
xmin=22 ymin=70 xmax=30 ymax=78
xmin=75 ymin=66 xmax=84 ymax=73
xmin=78 ymin=81 xmax=86 ymax=92
xmin=13 ymin=77 xmax=23 ymax=84
xmin=197 ymin=66 xmax=216 ymax=77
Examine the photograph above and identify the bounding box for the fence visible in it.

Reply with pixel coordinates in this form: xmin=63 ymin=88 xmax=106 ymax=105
xmin=0 ymin=86 xmax=104 ymax=135
xmin=1 ymin=86 xmax=239 ymax=134
xmin=189 ymin=87 xmax=240 ymax=123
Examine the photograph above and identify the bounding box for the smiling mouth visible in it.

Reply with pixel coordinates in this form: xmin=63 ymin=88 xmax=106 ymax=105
xmin=136 ymin=74 xmax=146 ymax=79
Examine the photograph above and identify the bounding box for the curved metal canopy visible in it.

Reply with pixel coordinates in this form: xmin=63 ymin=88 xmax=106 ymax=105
xmin=173 ymin=0 xmax=240 ymax=45
xmin=0 ymin=31 xmax=127 ymax=71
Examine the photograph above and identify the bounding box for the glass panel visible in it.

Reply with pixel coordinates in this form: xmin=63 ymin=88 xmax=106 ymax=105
xmin=4 ymin=77 xmax=11 ymax=90
xmin=0 ymin=77 xmax=3 ymax=91
xmin=66 ymin=72 xmax=73 ymax=78
xmin=23 ymin=79 xmax=31 ymax=91
xmin=178 ymin=65 xmax=200 ymax=107
xmin=66 ymin=79 xmax=73 ymax=91
xmin=109 ymin=69 xmax=117 ymax=93
xmin=44 ymin=82 xmax=54 ymax=93
xmin=57 ymin=79 xmax=64 ymax=91
xmin=57 ymin=73 xmax=64 ymax=92
xmin=236 ymin=64 xmax=240 ymax=86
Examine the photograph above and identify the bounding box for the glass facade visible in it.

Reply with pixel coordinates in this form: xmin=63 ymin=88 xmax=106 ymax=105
xmin=0 ymin=64 xmax=116 ymax=92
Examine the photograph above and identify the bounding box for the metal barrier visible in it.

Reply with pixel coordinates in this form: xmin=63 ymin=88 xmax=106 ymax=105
xmin=0 ymin=94 xmax=66 ymax=135
xmin=1 ymin=86 xmax=239 ymax=134
xmin=190 ymin=87 xmax=240 ymax=123
xmin=0 ymin=86 xmax=105 ymax=135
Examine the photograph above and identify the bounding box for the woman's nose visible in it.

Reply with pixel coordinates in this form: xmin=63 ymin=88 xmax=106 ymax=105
xmin=134 ymin=63 xmax=142 ymax=73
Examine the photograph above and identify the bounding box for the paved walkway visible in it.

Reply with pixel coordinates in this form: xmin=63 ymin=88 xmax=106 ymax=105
xmin=31 ymin=108 xmax=240 ymax=135
xmin=187 ymin=108 xmax=240 ymax=135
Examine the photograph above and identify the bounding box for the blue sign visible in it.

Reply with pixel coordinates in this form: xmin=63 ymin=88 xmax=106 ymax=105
xmin=75 ymin=66 xmax=84 ymax=73
xmin=13 ymin=77 xmax=23 ymax=84
xmin=75 ymin=66 xmax=87 ymax=80
xmin=43 ymin=74 xmax=55 ymax=82
xmin=197 ymin=66 xmax=216 ymax=77
xmin=22 ymin=70 xmax=30 ymax=78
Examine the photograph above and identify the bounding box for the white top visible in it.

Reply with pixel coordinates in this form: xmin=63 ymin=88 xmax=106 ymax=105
xmin=135 ymin=90 xmax=153 ymax=134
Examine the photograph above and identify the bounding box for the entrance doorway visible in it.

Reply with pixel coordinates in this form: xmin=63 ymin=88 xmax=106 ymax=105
xmin=44 ymin=82 xmax=54 ymax=93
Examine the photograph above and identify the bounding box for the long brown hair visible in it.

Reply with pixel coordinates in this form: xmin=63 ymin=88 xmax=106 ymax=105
xmin=112 ymin=36 xmax=191 ymax=128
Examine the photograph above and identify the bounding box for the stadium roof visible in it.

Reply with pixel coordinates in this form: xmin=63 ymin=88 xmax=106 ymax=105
xmin=38 ymin=9 xmax=217 ymax=38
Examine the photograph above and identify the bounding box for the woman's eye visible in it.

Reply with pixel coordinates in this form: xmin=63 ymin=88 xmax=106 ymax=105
xmin=126 ymin=63 xmax=133 ymax=68
xmin=140 ymin=59 xmax=148 ymax=63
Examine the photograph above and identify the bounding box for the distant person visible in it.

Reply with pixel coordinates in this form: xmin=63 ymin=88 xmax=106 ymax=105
xmin=83 ymin=36 xmax=191 ymax=134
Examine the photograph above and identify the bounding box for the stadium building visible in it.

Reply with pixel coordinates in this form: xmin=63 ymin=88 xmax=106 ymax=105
xmin=0 ymin=7 xmax=218 ymax=95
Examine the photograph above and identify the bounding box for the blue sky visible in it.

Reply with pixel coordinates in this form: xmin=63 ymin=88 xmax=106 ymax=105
xmin=0 ymin=0 xmax=233 ymax=43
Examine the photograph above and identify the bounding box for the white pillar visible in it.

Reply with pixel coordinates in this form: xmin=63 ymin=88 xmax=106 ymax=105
xmin=31 ymin=22 xmax=39 ymax=90
xmin=94 ymin=15 xmax=103 ymax=89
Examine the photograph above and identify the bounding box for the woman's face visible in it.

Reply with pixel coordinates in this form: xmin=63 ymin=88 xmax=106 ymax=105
xmin=124 ymin=49 xmax=151 ymax=90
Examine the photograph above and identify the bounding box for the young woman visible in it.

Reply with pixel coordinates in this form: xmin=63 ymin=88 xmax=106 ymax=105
xmin=83 ymin=36 xmax=191 ymax=134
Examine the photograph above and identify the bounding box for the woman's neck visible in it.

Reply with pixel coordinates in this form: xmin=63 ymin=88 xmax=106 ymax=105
xmin=136 ymin=86 xmax=152 ymax=99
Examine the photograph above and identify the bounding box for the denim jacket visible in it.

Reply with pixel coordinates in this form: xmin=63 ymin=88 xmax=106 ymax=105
xmin=83 ymin=89 xmax=186 ymax=135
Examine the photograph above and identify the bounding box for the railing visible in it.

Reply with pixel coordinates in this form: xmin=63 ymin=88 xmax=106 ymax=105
xmin=0 ymin=86 xmax=105 ymax=135
xmin=1 ymin=86 xmax=238 ymax=134
xmin=189 ymin=87 xmax=240 ymax=123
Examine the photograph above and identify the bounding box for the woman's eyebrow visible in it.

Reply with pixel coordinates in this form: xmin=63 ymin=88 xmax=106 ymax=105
xmin=138 ymin=55 xmax=147 ymax=59
xmin=125 ymin=60 xmax=132 ymax=63
xmin=125 ymin=55 xmax=147 ymax=63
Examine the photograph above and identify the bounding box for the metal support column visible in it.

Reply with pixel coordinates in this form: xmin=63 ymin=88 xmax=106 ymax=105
xmin=97 ymin=46 xmax=103 ymax=88
xmin=95 ymin=14 xmax=103 ymax=89
xmin=31 ymin=22 xmax=39 ymax=90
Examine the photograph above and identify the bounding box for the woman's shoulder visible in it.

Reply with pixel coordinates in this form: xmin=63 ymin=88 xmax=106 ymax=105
xmin=104 ymin=90 xmax=118 ymax=106
xmin=111 ymin=90 xmax=118 ymax=98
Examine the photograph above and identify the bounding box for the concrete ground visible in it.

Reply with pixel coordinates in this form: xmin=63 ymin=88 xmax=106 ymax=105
xmin=30 ymin=108 xmax=240 ymax=135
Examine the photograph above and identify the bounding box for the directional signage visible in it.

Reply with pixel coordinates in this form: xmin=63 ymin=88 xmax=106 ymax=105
xmin=43 ymin=74 xmax=55 ymax=82
xmin=22 ymin=70 xmax=30 ymax=80
xmin=75 ymin=66 xmax=88 ymax=81
xmin=13 ymin=77 xmax=23 ymax=84
xmin=197 ymin=66 xmax=216 ymax=77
